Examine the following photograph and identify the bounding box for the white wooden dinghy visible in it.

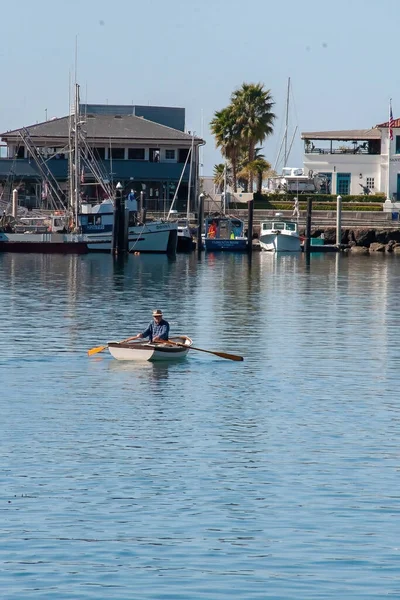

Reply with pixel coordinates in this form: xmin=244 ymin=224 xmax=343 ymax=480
xmin=107 ymin=336 xmax=193 ymax=361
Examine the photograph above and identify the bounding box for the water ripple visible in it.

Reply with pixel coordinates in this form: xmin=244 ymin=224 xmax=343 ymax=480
xmin=1 ymin=252 xmax=400 ymax=598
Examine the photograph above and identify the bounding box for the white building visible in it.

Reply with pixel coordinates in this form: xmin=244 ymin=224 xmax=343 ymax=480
xmin=301 ymin=118 xmax=400 ymax=200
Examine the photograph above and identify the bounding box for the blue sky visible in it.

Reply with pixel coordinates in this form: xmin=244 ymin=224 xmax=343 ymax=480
xmin=1 ymin=0 xmax=398 ymax=174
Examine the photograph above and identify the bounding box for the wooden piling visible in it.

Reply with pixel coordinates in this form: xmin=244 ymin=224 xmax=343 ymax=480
xmin=197 ymin=193 xmax=204 ymax=255
xmin=304 ymin=197 xmax=312 ymax=256
xmin=112 ymin=184 xmax=126 ymax=255
xmin=140 ymin=190 xmax=147 ymax=224
xmin=247 ymin=197 xmax=254 ymax=253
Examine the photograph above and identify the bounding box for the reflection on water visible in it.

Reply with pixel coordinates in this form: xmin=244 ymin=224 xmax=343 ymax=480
xmin=1 ymin=251 xmax=400 ymax=599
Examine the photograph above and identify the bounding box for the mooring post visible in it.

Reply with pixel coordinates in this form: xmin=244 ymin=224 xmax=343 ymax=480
xmin=112 ymin=182 xmax=125 ymax=255
xmin=12 ymin=188 xmax=18 ymax=219
xmin=304 ymin=196 xmax=312 ymax=256
xmin=197 ymin=193 xmax=204 ymax=255
xmin=140 ymin=190 xmax=146 ymax=224
xmin=336 ymin=194 xmax=342 ymax=246
xmin=247 ymin=196 xmax=254 ymax=253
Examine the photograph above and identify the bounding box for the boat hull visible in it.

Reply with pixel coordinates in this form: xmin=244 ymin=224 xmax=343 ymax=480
xmin=108 ymin=336 xmax=192 ymax=361
xmin=0 ymin=232 xmax=88 ymax=254
xmin=177 ymin=234 xmax=196 ymax=252
xmin=84 ymin=224 xmax=177 ymax=253
xmin=204 ymin=237 xmax=247 ymax=252
xmin=259 ymin=232 xmax=301 ymax=252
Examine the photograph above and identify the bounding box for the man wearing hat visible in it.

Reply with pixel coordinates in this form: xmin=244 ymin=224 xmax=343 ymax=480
xmin=128 ymin=309 xmax=169 ymax=343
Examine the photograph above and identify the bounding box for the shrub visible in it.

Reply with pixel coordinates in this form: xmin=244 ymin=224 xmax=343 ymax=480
xmin=253 ymin=192 xmax=386 ymax=205
xmin=233 ymin=201 xmax=383 ymax=212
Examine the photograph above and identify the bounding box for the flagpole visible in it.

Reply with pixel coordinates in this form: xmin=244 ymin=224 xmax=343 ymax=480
xmin=387 ymin=98 xmax=392 ymax=202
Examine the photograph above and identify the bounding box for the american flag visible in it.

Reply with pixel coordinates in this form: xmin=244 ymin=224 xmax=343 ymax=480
xmin=389 ymin=99 xmax=394 ymax=141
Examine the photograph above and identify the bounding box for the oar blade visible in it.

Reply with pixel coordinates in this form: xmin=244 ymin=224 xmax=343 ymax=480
xmin=214 ymin=351 xmax=244 ymax=362
xmin=87 ymin=345 xmax=107 ymax=356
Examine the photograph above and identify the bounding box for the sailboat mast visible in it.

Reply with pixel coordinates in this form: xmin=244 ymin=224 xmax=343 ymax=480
xmin=74 ymin=83 xmax=81 ymax=227
xmin=186 ymin=133 xmax=195 ymax=218
xmin=284 ymin=77 xmax=290 ymax=168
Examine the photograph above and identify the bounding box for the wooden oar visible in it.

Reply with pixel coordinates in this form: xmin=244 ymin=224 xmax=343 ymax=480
xmin=87 ymin=336 xmax=137 ymax=356
xmin=167 ymin=340 xmax=243 ymax=362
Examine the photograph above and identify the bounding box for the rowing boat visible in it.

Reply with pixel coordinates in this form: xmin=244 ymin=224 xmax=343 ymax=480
xmin=107 ymin=336 xmax=193 ymax=361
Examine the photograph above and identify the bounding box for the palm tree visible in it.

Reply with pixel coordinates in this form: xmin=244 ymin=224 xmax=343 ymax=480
xmin=213 ymin=163 xmax=231 ymax=193
xmin=231 ymin=83 xmax=275 ymax=190
xmin=210 ymin=106 xmax=241 ymax=192
xmin=237 ymin=147 xmax=268 ymax=192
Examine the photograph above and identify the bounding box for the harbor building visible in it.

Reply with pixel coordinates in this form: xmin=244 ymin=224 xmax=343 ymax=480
xmin=0 ymin=104 xmax=203 ymax=212
xmin=301 ymin=118 xmax=399 ymax=199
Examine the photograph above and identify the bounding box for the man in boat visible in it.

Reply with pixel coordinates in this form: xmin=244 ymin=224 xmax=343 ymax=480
xmin=208 ymin=221 xmax=217 ymax=238
xmin=128 ymin=309 xmax=169 ymax=343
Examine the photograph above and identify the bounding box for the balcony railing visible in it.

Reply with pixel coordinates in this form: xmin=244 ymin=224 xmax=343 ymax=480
xmin=305 ymin=146 xmax=380 ymax=156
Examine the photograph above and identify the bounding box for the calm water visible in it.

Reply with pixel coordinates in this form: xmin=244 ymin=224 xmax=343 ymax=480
xmin=1 ymin=251 xmax=400 ymax=599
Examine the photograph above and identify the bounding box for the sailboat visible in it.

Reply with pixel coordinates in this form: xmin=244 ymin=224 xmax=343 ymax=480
xmin=166 ymin=133 xmax=196 ymax=252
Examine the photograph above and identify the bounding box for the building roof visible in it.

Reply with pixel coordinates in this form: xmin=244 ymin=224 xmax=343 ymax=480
xmin=0 ymin=114 xmax=201 ymax=144
xmin=376 ymin=117 xmax=400 ymax=128
xmin=301 ymin=128 xmax=381 ymax=141
xmin=81 ymin=104 xmax=186 ymax=131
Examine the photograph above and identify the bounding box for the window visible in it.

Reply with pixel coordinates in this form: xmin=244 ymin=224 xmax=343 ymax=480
xmin=318 ymin=172 xmax=332 ymax=194
xmin=396 ymin=136 xmax=400 ymax=154
xmin=149 ymin=148 xmax=160 ymax=162
xmin=111 ymin=148 xmax=125 ymax=159
xmin=93 ymin=147 xmax=105 ymax=160
xmin=128 ymin=148 xmax=145 ymax=160
xmin=165 ymin=149 xmax=175 ymax=160
xmin=178 ymin=148 xmax=189 ymax=163
xmin=366 ymin=177 xmax=375 ymax=189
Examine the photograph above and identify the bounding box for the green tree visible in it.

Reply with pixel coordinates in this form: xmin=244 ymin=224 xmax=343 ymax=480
xmin=210 ymin=106 xmax=241 ymax=192
xmin=231 ymin=83 xmax=275 ymax=190
xmin=213 ymin=163 xmax=232 ymax=193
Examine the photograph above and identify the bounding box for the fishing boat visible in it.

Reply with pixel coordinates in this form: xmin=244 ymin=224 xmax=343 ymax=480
xmin=204 ymin=214 xmax=247 ymax=252
xmin=78 ymin=198 xmax=178 ymax=253
xmin=0 ymin=213 xmax=89 ymax=253
xmin=0 ymin=230 xmax=88 ymax=253
xmin=108 ymin=336 xmax=193 ymax=361
xmin=259 ymin=214 xmax=301 ymax=252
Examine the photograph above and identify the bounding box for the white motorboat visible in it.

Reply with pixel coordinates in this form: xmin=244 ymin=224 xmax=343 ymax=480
xmin=78 ymin=198 xmax=178 ymax=253
xmin=259 ymin=215 xmax=301 ymax=252
xmin=107 ymin=336 xmax=193 ymax=361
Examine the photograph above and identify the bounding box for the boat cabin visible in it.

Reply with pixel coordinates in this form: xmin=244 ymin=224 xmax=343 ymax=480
xmin=13 ymin=217 xmax=49 ymax=234
xmin=205 ymin=216 xmax=245 ymax=240
xmin=79 ymin=196 xmax=140 ymax=233
xmin=261 ymin=220 xmax=298 ymax=233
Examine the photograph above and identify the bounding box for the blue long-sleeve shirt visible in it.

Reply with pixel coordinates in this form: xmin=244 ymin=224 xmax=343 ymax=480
xmin=141 ymin=319 xmax=169 ymax=342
